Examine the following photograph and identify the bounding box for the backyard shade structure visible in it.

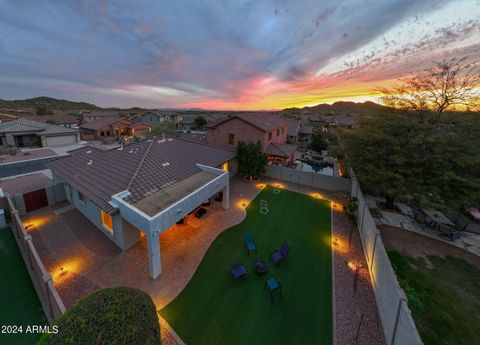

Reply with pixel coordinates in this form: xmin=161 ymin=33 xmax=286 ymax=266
xmin=46 ymin=135 xmax=236 ymax=279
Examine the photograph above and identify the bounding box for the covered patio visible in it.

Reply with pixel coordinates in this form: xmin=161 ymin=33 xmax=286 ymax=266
xmin=22 ymin=177 xmax=259 ymax=309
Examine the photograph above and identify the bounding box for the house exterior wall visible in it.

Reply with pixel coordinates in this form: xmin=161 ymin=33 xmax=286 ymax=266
xmin=55 ymin=175 xmax=139 ymax=250
xmin=207 ymin=118 xmax=287 ymax=151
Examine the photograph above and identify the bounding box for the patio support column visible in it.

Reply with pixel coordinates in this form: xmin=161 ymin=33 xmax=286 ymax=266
xmin=147 ymin=231 xmax=161 ymax=279
xmin=222 ymin=185 xmax=230 ymax=210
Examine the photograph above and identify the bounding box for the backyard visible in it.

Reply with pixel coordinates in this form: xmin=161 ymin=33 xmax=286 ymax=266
xmin=0 ymin=228 xmax=47 ymax=345
xmin=159 ymin=185 xmax=333 ymax=345
xmin=381 ymin=226 xmax=480 ymax=345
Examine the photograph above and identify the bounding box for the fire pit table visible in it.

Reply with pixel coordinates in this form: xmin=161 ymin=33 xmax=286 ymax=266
xmin=254 ymin=259 xmax=268 ymax=275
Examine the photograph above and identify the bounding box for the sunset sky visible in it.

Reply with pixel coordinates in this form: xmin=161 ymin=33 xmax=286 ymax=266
xmin=0 ymin=0 xmax=479 ymax=110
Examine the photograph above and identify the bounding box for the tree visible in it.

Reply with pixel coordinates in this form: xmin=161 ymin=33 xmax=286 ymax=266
xmin=38 ymin=287 xmax=161 ymax=345
xmin=343 ymin=112 xmax=480 ymax=210
xmin=380 ymin=57 xmax=480 ymax=112
xmin=309 ymin=132 xmax=328 ymax=152
xmin=193 ymin=115 xmax=207 ymax=130
xmin=36 ymin=106 xmax=53 ymax=115
xmin=236 ymin=141 xmax=268 ymax=179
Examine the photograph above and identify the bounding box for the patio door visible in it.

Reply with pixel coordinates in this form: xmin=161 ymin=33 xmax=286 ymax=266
xmin=24 ymin=189 xmax=48 ymax=212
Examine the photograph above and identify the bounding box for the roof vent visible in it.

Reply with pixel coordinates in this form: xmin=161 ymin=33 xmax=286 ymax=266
xmin=87 ymin=160 xmax=93 ymax=165
xmin=162 ymin=162 xmax=170 ymax=167
xmin=118 ymin=146 xmax=123 ymax=151
xmin=129 ymin=149 xmax=134 ymax=153
xmin=86 ymin=150 xmax=92 ymax=154
xmin=167 ymin=138 xmax=173 ymax=141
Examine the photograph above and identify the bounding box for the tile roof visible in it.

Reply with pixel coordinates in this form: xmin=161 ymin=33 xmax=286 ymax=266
xmin=281 ymin=117 xmax=301 ymax=136
xmin=179 ymin=132 xmax=207 ymax=144
xmin=28 ymin=114 xmax=78 ymax=124
xmin=45 ymin=136 xmax=236 ymax=213
xmin=0 ymin=118 xmax=79 ymax=135
xmin=265 ymin=143 xmax=297 ymax=158
xmin=79 ymin=117 xmax=121 ymax=130
xmin=207 ymin=113 xmax=287 ymax=132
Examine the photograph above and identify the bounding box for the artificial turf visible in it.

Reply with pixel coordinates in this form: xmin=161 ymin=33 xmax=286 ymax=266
xmin=159 ymin=185 xmax=333 ymax=345
xmin=0 ymin=228 xmax=47 ymax=345
xmin=388 ymin=251 xmax=480 ymax=345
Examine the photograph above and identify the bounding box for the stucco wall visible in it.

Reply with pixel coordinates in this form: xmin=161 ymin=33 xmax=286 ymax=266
xmin=352 ymin=176 xmax=423 ymax=345
xmin=207 ymin=117 xmax=286 ymax=150
xmin=264 ymin=164 xmax=351 ymax=192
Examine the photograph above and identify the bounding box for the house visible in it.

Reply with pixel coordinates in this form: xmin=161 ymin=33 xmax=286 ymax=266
xmin=207 ymin=114 xmax=288 ymax=151
xmin=45 ymin=136 xmax=237 ymax=279
xmin=0 ymin=113 xmax=18 ymax=123
xmin=131 ymin=111 xmax=183 ymax=128
xmin=179 ymin=132 xmax=207 ymax=144
xmin=298 ymin=125 xmax=314 ymax=148
xmin=81 ymin=112 xmax=120 ymax=123
xmin=80 ymin=117 xmax=151 ymax=141
xmin=178 ymin=115 xmax=197 ymax=131
xmin=265 ymin=143 xmax=298 ymax=166
xmin=0 ymin=118 xmax=80 ymax=148
xmin=281 ymin=117 xmax=301 ymax=144
xmin=28 ymin=114 xmax=79 ymax=128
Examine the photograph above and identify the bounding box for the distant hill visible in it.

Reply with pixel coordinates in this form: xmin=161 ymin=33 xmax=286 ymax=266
xmin=282 ymin=101 xmax=391 ymax=118
xmin=0 ymin=96 xmax=100 ymax=113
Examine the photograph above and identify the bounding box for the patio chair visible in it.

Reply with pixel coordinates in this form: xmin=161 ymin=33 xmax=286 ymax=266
xmin=264 ymin=277 xmax=283 ymax=303
xmin=229 ymin=263 xmax=248 ymax=280
xmin=244 ymin=232 xmax=257 ymax=255
xmin=270 ymin=242 xmax=290 ymax=265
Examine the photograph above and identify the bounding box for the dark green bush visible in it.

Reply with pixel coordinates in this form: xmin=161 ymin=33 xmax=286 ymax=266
xmin=38 ymin=287 xmax=160 ymax=345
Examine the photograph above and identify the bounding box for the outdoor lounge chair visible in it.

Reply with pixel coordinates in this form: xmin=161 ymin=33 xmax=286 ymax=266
xmin=229 ymin=263 xmax=248 ymax=280
xmin=244 ymin=232 xmax=257 ymax=255
xmin=270 ymin=242 xmax=290 ymax=265
xmin=438 ymin=224 xmax=461 ymax=241
xmin=264 ymin=277 xmax=283 ymax=303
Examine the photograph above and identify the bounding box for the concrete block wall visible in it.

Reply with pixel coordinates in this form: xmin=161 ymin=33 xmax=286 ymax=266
xmin=264 ymin=164 xmax=351 ymax=192
xmin=352 ymin=176 xmax=423 ymax=345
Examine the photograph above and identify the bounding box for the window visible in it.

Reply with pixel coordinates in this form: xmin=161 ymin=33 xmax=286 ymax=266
xmin=78 ymin=191 xmax=85 ymax=203
xmin=100 ymin=131 xmax=105 ymax=137
xmin=282 ymin=127 xmax=285 ymax=134
xmin=106 ymin=131 xmax=111 ymax=136
xmin=222 ymin=162 xmax=229 ymax=171
xmin=276 ymin=129 xmax=280 ymax=136
xmin=101 ymin=210 xmax=113 ymax=233
xmin=269 ymin=132 xmax=272 ymax=140
xmin=228 ymin=133 xmax=235 ymax=145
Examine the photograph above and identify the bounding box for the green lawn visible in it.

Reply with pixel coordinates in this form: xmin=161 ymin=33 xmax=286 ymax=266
xmin=160 ymin=185 xmax=333 ymax=345
xmin=388 ymin=251 xmax=480 ymax=345
xmin=0 ymin=228 xmax=47 ymax=345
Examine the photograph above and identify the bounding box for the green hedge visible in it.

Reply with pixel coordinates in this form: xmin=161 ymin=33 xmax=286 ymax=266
xmin=38 ymin=287 xmax=160 ymax=345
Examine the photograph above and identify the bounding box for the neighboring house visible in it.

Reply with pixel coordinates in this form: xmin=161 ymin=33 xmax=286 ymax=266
xmin=308 ymin=114 xmax=357 ymax=128
xmin=0 ymin=113 xmax=18 ymax=123
xmin=29 ymin=114 xmax=79 ymax=128
xmin=265 ymin=143 xmax=297 ymax=166
xmin=281 ymin=117 xmax=301 ymax=144
xmin=131 ymin=111 xmax=183 ymax=128
xmin=207 ymin=114 xmax=288 ymax=151
xmin=179 ymin=132 xmax=207 ymax=144
xmin=298 ymin=125 xmax=314 ymax=148
xmin=80 ymin=117 xmax=151 ymax=141
xmin=178 ymin=115 xmax=196 ymax=131
xmin=0 ymin=118 xmax=80 ymax=148
xmin=46 ymin=136 xmax=237 ymax=279
xmin=81 ymin=112 xmax=120 ymax=123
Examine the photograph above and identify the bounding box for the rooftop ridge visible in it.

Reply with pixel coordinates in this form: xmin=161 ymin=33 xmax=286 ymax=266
xmin=125 ymin=136 xmax=157 ymax=191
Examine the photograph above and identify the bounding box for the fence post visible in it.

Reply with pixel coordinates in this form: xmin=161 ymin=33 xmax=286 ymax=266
xmin=24 ymin=235 xmax=34 ymax=271
xmin=391 ymin=298 xmax=407 ymax=345
xmin=43 ymin=273 xmax=55 ymax=320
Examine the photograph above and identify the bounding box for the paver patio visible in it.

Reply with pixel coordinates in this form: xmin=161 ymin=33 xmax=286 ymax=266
xmin=23 ymin=176 xmax=385 ymax=345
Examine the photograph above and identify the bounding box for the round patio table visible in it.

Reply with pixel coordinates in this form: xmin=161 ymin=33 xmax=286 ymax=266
xmin=254 ymin=259 xmax=268 ymax=275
